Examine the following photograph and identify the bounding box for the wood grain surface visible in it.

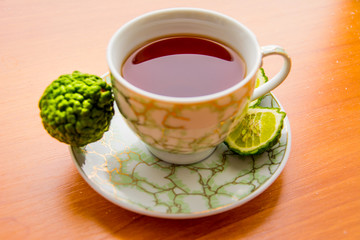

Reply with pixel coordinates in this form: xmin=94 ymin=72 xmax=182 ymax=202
xmin=1 ymin=0 xmax=359 ymax=239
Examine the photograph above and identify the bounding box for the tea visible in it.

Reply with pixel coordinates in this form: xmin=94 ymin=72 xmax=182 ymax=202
xmin=121 ymin=36 xmax=246 ymax=97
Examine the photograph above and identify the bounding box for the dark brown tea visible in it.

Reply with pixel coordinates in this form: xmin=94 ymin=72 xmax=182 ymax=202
xmin=121 ymin=36 xmax=246 ymax=97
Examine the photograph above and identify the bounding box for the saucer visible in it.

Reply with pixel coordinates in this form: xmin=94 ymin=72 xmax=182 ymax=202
xmin=70 ymin=73 xmax=291 ymax=219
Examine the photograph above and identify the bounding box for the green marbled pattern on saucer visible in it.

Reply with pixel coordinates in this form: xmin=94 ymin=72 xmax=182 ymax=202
xmin=71 ymin=90 xmax=289 ymax=217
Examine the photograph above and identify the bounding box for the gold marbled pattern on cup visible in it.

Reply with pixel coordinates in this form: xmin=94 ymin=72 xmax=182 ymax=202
xmin=111 ymin=73 xmax=256 ymax=154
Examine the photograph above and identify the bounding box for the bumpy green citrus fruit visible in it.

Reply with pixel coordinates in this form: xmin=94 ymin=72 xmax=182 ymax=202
xmin=249 ymin=68 xmax=269 ymax=108
xmin=225 ymin=107 xmax=286 ymax=155
xmin=39 ymin=71 xmax=114 ymax=147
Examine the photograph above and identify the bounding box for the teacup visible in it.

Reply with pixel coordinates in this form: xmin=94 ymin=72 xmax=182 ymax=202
xmin=107 ymin=8 xmax=291 ymax=164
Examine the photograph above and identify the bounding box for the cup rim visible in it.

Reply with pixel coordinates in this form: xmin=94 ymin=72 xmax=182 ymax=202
xmin=107 ymin=7 xmax=262 ymax=103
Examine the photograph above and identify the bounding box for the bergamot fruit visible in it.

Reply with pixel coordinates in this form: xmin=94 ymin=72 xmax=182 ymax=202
xmin=225 ymin=107 xmax=286 ymax=155
xmin=249 ymin=68 xmax=269 ymax=108
xmin=39 ymin=71 xmax=114 ymax=147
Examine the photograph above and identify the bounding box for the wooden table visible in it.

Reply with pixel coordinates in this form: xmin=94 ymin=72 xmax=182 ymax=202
xmin=1 ymin=0 xmax=359 ymax=239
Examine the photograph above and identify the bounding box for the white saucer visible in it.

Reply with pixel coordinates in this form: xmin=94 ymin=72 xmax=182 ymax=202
xmin=70 ymin=74 xmax=291 ymax=219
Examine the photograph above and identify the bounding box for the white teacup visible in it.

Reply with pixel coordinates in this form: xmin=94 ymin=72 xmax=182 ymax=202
xmin=107 ymin=8 xmax=291 ymax=164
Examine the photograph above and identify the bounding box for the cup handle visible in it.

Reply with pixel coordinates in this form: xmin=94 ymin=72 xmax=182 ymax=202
xmin=250 ymin=45 xmax=291 ymax=101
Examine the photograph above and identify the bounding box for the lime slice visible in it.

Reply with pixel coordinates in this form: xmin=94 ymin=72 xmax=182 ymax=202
xmin=225 ymin=107 xmax=286 ymax=155
xmin=249 ymin=68 xmax=269 ymax=108
xmin=255 ymin=68 xmax=268 ymax=88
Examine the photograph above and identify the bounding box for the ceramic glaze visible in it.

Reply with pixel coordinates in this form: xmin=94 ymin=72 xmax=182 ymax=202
xmin=107 ymin=8 xmax=291 ymax=164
